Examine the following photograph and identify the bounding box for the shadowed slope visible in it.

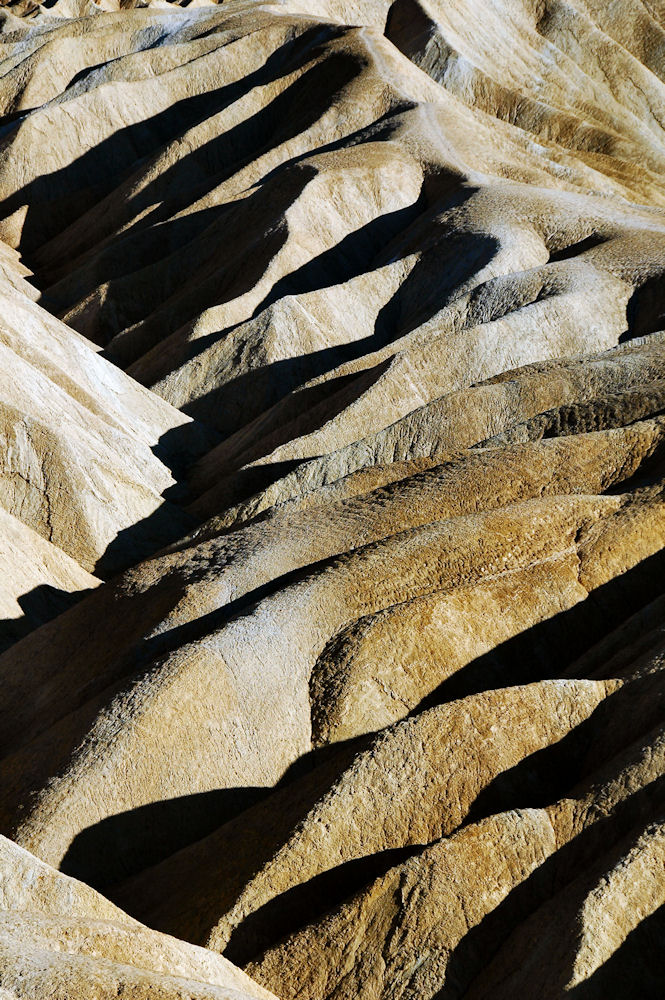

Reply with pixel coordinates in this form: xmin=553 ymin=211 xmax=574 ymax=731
xmin=0 ymin=1 xmax=663 ymax=998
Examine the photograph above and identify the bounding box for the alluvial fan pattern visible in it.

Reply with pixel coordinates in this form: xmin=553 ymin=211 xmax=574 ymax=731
xmin=0 ymin=0 xmax=664 ymax=996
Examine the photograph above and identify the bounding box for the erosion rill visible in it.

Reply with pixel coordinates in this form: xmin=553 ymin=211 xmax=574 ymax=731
xmin=0 ymin=0 xmax=663 ymax=996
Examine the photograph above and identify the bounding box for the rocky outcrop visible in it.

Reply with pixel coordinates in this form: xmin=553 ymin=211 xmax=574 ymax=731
xmin=0 ymin=0 xmax=664 ymax=996
xmin=0 ymin=834 xmax=279 ymax=1000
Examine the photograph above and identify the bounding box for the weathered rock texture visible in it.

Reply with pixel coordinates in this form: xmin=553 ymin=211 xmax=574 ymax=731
xmin=0 ymin=834 xmax=280 ymax=1000
xmin=0 ymin=0 xmax=664 ymax=997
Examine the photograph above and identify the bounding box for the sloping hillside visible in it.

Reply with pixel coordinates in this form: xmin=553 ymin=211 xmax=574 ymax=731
xmin=0 ymin=1 xmax=664 ymax=996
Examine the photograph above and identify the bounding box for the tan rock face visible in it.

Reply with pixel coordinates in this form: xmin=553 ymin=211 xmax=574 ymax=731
xmin=0 ymin=835 xmax=279 ymax=1000
xmin=0 ymin=0 xmax=664 ymax=997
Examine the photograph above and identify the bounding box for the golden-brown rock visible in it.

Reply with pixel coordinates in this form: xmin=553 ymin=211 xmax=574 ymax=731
xmin=0 ymin=0 xmax=663 ymax=995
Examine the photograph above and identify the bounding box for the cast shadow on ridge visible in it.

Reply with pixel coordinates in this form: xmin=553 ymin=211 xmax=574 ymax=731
xmin=40 ymin=98 xmax=409 ymax=318
xmin=0 ymin=583 xmax=98 ymax=654
xmin=172 ymin=214 xmax=496 ymax=445
xmin=60 ymin=786 xmax=270 ymax=888
xmin=93 ymin=420 xmax=220 ymax=577
xmin=222 ymin=844 xmax=424 ymax=966
xmin=566 ymin=904 xmax=665 ymax=998
xmin=62 ymin=52 xmax=379 ymax=357
xmin=1 ymin=22 xmax=356 ymax=266
xmin=62 ymin=669 xmax=665 ymax=964
xmin=435 ymin=780 xmax=665 ymax=1000
xmin=411 ymin=547 xmax=665 ymax=717
xmin=60 ymin=734 xmax=367 ymax=892
xmin=54 ymin=550 xmax=665 ymax=949
xmin=228 ymin=763 xmax=665 ymax=970
xmin=622 ymin=274 xmax=665 ymax=343
xmin=223 ymin=662 xmax=665 ymax=967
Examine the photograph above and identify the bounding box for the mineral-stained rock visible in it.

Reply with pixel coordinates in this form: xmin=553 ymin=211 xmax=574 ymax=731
xmin=239 ymin=618 xmax=665 ymax=999
xmin=246 ymin=807 xmax=561 ymax=1000
xmin=0 ymin=0 xmax=664 ymax=995
xmin=248 ymin=790 xmax=665 ymax=1000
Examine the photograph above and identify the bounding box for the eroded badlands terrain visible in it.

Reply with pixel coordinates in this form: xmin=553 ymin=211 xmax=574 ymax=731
xmin=0 ymin=0 xmax=664 ymax=995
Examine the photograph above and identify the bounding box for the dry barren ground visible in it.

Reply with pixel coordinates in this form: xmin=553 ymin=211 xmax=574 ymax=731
xmin=0 ymin=0 xmax=664 ymax=996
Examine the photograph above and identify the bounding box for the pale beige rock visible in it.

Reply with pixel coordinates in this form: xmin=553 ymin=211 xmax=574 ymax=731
xmin=0 ymin=835 xmax=279 ymax=1000
xmin=0 ymin=496 xmax=615 ymax=848
xmin=247 ymin=808 xmax=559 ymax=1000
xmin=0 ymin=0 xmax=663 ymax=994
xmin=204 ymin=679 xmax=613 ymax=958
xmin=249 ymin=808 xmax=558 ymax=1000
xmin=187 ymin=334 xmax=665 ymax=522
xmin=245 ymin=640 xmax=665 ymax=998
xmin=0 ymin=248 xmax=206 ymax=573
xmin=0 ymin=505 xmax=98 ymax=649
